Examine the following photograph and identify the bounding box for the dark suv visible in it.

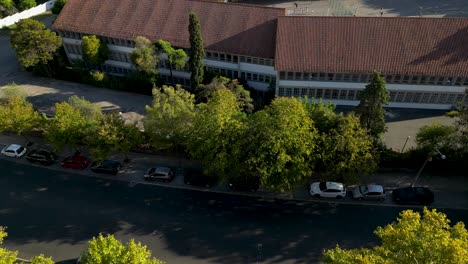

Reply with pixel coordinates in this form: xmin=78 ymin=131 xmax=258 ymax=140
xmin=26 ymin=149 xmax=56 ymax=165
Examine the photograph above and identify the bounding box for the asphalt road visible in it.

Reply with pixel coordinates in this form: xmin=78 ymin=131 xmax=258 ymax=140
xmin=1 ymin=159 xmax=468 ymax=264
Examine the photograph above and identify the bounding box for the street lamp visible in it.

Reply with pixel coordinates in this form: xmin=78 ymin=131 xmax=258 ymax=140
xmin=400 ymin=136 xmax=411 ymax=153
xmin=411 ymin=147 xmax=446 ymax=187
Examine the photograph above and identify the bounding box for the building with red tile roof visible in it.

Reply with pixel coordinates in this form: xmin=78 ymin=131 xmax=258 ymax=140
xmin=53 ymin=0 xmax=468 ymax=109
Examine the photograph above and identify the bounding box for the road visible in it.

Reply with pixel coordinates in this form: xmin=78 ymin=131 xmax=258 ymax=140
xmin=1 ymin=160 xmax=468 ymax=264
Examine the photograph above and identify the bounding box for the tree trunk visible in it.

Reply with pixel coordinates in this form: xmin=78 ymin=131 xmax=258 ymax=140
xmin=169 ymin=63 xmax=175 ymax=86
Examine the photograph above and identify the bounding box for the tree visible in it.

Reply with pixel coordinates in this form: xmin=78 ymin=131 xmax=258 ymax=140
xmin=354 ymin=70 xmax=389 ymax=142
xmin=188 ymin=88 xmax=246 ymax=176
xmin=80 ymin=233 xmax=164 ymax=264
xmin=0 ymin=96 xmax=42 ymax=141
xmin=188 ymin=13 xmax=205 ymax=90
xmin=303 ymin=99 xmax=377 ymax=182
xmin=144 ymin=85 xmax=195 ymax=150
xmin=15 ymin=0 xmax=36 ymax=11
xmin=130 ymin=36 xmax=158 ymax=81
xmin=239 ymin=97 xmax=318 ymax=192
xmin=67 ymin=95 xmax=103 ymax=126
xmin=155 ymin=39 xmax=187 ymax=85
xmin=416 ymin=122 xmax=458 ymax=151
xmin=30 ymin=254 xmax=54 ymax=264
xmin=196 ymin=76 xmax=254 ymax=113
xmin=322 ymin=208 xmax=468 ymax=264
xmin=81 ymin=35 xmax=108 ymax=69
xmin=0 ymin=0 xmax=17 ymax=18
xmin=10 ymin=19 xmax=62 ymax=70
xmin=43 ymin=101 xmax=89 ymax=151
xmin=51 ymin=0 xmax=66 ymax=14
xmin=88 ymin=112 xmax=142 ymax=162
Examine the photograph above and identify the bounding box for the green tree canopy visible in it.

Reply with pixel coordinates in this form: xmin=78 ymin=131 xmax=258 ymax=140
xmin=416 ymin=122 xmax=458 ymax=151
xmin=10 ymin=18 xmax=62 ymax=68
xmin=30 ymin=254 xmax=54 ymax=264
xmin=155 ymin=39 xmax=187 ymax=85
xmin=15 ymin=0 xmax=36 ymax=11
xmin=0 ymin=95 xmax=42 ymax=140
xmin=188 ymin=13 xmax=205 ymax=90
xmin=240 ymin=97 xmax=318 ymax=192
xmin=196 ymin=76 xmax=254 ymax=113
xmin=51 ymin=0 xmax=67 ymax=14
xmin=81 ymin=35 xmax=108 ymax=68
xmin=354 ymin=70 xmax=389 ymax=142
xmin=43 ymin=101 xmax=88 ymax=151
xmin=303 ymin=98 xmax=377 ymax=182
xmin=130 ymin=36 xmax=158 ymax=80
xmin=144 ymin=85 xmax=195 ymax=150
xmin=188 ymin=88 xmax=246 ymax=176
xmin=67 ymin=95 xmax=103 ymax=126
xmin=80 ymin=233 xmax=164 ymax=264
xmin=0 ymin=82 xmax=27 ymax=103
xmin=323 ymin=208 xmax=468 ymax=264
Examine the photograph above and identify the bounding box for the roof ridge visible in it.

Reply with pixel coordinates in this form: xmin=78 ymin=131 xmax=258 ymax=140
xmin=187 ymin=0 xmax=286 ymax=11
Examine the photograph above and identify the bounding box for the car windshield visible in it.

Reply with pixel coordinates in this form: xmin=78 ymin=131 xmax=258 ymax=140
xmin=359 ymin=185 xmax=368 ymax=194
xmin=17 ymin=147 xmax=25 ymax=153
xmin=319 ymin=182 xmax=327 ymax=191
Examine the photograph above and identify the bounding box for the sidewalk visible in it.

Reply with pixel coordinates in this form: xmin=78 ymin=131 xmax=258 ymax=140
xmin=1 ymin=132 xmax=468 ymax=210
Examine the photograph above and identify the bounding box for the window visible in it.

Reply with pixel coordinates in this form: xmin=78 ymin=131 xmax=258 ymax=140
xmin=402 ymin=75 xmax=410 ymax=84
xmin=351 ymin=74 xmax=359 ymax=82
xmin=287 ymin=72 xmax=294 ymax=80
xmin=246 ymin=57 xmax=252 ymax=63
xmin=389 ymin=92 xmax=397 ymax=101
xmin=428 ymin=76 xmax=436 ymax=84
xmin=339 ymin=90 xmax=347 ymax=100
xmin=265 ymin=75 xmax=271 ymax=83
xmin=226 ymin=54 xmax=231 ymax=62
xmin=311 ymin=73 xmax=318 ymax=80
xmin=279 ymin=72 xmax=286 ymax=80
xmin=411 ymin=76 xmax=419 ymax=84
xmin=252 ymin=73 xmax=258 ymax=81
xmin=308 ymin=89 xmax=316 ymax=97
xmin=259 ymin=75 xmax=265 ymax=82
xmin=421 ymin=93 xmax=430 ymax=103
xmin=294 ymin=72 xmax=301 ymax=80
xmin=436 ymin=77 xmax=444 ymax=85
xmin=293 ymin=88 xmax=300 ymax=97
xmin=438 ymin=93 xmax=448 ymax=104
xmin=316 ymin=89 xmax=323 ymax=97
xmin=428 ymin=93 xmax=438 ymax=103
xmin=455 ymin=77 xmax=464 ymax=86
xmin=278 ymin=88 xmax=285 ymax=96
xmin=396 ymin=92 xmax=405 ymax=102
xmin=446 ymin=77 xmax=454 ymax=86
xmin=413 ymin=93 xmax=422 ymax=102
xmin=241 ymin=72 xmax=246 ymax=79
xmin=319 ymin=72 xmax=326 ymax=80
xmin=385 ymin=75 xmax=393 ymax=83
xmin=394 ymin=75 xmax=401 ymax=82
xmin=247 ymin=73 xmax=252 ymax=80
xmin=323 ymin=89 xmax=332 ymax=99
xmin=233 ymin=56 xmax=238 ymax=63
xmin=240 ymin=56 xmax=245 ymax=62
xmin=259 ymin=58 xmax=264 ymax=65
xmin=455 ymin=94 xmax=464 ymax=103
xmin=331 ymin=90 xmax=339 ymax=99
xmin=252 ymin=58 xmax=258 ymax=64
xmin=343 ymin=74 xmax=350 ymax=81
xmin=219 ymin=54 xmax=225 ymax=61
xmin=420 ymin=76 xmax=427 ymax=84
xmin=206 ymin=52 xmax=212 ymax=58
xmin=404 ymin=92 xmax=413 ymax=102
xmin=301 ymin=88 xmax=308 ymax=96
xmin=285 ymin=88 xmax=292 ymax=97
xmin=347 ymin=90 xmax=355 ymax=100
xmin=327 ymin=73 xmax=334 ymax=81
xmin=447 ymin=94 xmax=456 ymax=104
xmin=303 ymin=73 xmax=310 ymax=80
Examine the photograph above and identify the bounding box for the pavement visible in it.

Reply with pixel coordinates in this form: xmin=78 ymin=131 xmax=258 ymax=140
xmin=1 ymin=132 xmax=467 ymax=211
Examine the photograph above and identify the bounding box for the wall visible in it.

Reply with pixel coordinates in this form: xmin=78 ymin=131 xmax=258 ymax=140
xmin=0 ymin=0 xmax=56 ymax=28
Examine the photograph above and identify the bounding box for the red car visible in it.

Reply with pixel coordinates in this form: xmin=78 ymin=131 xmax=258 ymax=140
xmin=61 ymin=155 xmax=91 ymax=169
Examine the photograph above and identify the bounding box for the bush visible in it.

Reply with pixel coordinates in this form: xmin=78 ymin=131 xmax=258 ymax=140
xmin=51 ymin=0 xmax=66 ymax=14
xmin=81 ymin=70 xmax=109 ymax=87
xmin=15 ymin=0 xmax=36 ymax=11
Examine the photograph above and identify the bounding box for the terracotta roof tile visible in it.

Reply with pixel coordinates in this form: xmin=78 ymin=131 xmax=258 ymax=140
xmin=275 ymin=16 xmax=468 ymax=77
xmin=53 ymin=0 xmax=285 ymax=59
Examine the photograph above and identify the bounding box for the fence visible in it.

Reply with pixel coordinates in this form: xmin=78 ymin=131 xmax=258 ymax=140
xmin=0 ymin=0 xmax=56 ymax=28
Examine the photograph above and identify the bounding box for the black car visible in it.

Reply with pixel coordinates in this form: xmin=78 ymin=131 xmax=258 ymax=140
xmin=90 ymin=160 xmax=122 ymax=175
xmin=184 ymin=169 xmax=218 ymax=187
xmin=25 ymin=149 xmax=56 ymax=165
xmin=228 ymin=175 xmax=260 ymax=192
xmin=392 ymin=186 xmax=434 ymax=205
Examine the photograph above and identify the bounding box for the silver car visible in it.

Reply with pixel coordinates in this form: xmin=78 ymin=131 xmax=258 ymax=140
xmin=352 ymin=184 xmax=386 ymax=201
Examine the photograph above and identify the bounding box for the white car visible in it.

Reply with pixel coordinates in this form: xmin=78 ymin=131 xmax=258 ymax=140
xmin=309 ymin=181 xmax=347 ymax=198
xmin=1 ymin=144 xmax=27 ymax=158
xmin=352 ymin=184 xmax=386 ymax=201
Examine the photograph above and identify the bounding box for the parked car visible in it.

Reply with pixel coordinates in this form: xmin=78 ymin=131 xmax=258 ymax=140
xmin=184 ymin=169 xmax=218 ymax=187
xmin=90 ymin=160 xmax=122 ymax=175
xmin=1 ymin=144 xmax=27 ymax=158
xmin=61 ymin=155 xmax=91 ymax=169
xmin=144 ymin=167 xmax=174 ymax=182
xmin=392 ymin=186 xmax=434 ymax=205
xmin=25 ymin=149 xmax=56 ymax=165
xmin=227 ymin=175 xmax=260 ymax=192
xmin=352 ymin=184 xmax=386 ymax=201
xmin=309 ymin=181 xmax=347 ymax=198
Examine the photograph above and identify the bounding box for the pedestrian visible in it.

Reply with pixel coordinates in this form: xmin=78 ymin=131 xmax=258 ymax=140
xmin=294 ymin=2 xmax=298 ymax=8
xmin=380 ymin=8 xmax=384 ymax=16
